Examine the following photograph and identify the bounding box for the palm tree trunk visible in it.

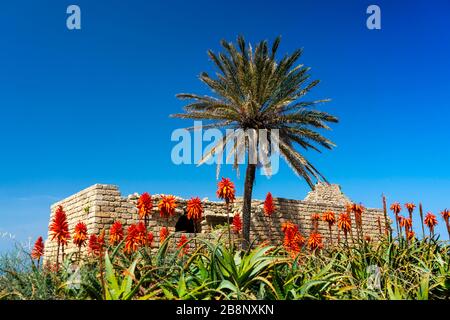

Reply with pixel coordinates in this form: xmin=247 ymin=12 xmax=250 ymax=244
xmin=226 ymin=202 xmax=231 ymax=248
xmin=242 ymin=163 xmax=256 ymax=250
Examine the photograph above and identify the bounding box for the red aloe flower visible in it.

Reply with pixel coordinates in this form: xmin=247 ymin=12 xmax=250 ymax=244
xmin=217 ymin=177 xmax=236 ymax=248
xmin=405 ymin=203 xmax=416 ymax=219
xmin=365 ymin=235 xmax=372 ymax=243
xmin=441 ymin=209 xmax=450 ymax=238
xmin=186 ymin=197 xmax=203 ymax=221
xmin=407 ymin=230 xmax=415 ymax=241
xmin=424 ymin=212 xmax=438 ymax=236
xmin=216 ymin=178 xmax=236 ymax=204
xmin=49 ymin=205 xmax=70 ymax=266
xmin=350 ymin=203 xmax=365 ymax=239
xmin=441 ymin=209 xmax=450 ymax=223
xmin=390 ymin=202 xmax=402 ymax=215
xmin=158 ymin=195 xmax=177 ymax=218
xmin=109 ymin=221 xmax=124 ymax=246
xmin=322 ymin=211 xmax=336 ymax=226
xmin=137 ymin=192 xmax=153 ymax=222
xmin=123 ymin=223 xmax=148 ymax=254
xmin=97 ymin=230 xmax=105 ymax=249
xmin=177 ymin=234 xmax=189 ymax=256
xmin=338 ymin=213 xmax=352 ymax=233
xmin=281 ymin=221 xmax=305 ymax=254
xmin=135 ymin=222 xmax=148 ymax=246
xmin=73 ymin=222 xmax=88 ymax=249
xmin=322 ymin=211 xmax=336 ymax=245
xmin=338 ymin=213 xmax=352 ymax=244
xmin=88 ymin=234 xmax=100 ymax=256
xmin=232 ymin=213 xmax=242 ymax=234
xmin=403 ymin=217 xmax=412 ymax=232
xmin=390 ymin=202 xmax=402 ymax=237
xmin=307 ymin=232 xmax=323 ymax=251
xmin=31 ymin=236 xmax=45 ymax=262
xmin=160 ymin=227 xmax=169 ymax=244
xmin=147 ymin=232 xmax=154 ymax=247
xmin=124 ymin=224 xmax=138 ymax=254
xmin=50 ymin=205 xmax=70 ymax=246
xmin=263 ymin=192 xmax=275 ymax=216
xmin=398 ymin=215 xmax=405 ymax=229
xmin=311 ymin=213 xmax=321 ymax=232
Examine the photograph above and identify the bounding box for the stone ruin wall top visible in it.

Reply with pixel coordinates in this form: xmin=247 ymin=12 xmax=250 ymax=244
xmin=43 ymin=182 xmax=385 ymax=262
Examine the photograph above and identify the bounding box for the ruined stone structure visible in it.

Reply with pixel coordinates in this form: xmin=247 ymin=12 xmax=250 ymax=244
xmin=43 ymin=183 xmax=385 ymax=263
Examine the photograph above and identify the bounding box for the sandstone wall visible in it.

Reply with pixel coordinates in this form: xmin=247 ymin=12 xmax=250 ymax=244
xmin=43 ymin=183 xmax=386 ymax=263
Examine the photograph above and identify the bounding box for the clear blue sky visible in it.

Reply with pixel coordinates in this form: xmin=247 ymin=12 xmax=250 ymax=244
xmin=1 ymin=0 xmax=449 ymax=251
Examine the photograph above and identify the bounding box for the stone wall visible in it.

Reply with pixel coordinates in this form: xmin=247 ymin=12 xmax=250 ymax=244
xmin=43 ymin=183 xmax=386 ymax=263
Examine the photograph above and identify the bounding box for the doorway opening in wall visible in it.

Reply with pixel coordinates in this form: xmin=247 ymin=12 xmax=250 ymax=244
xmin=175 ymin=211 xmax=196 ymax=233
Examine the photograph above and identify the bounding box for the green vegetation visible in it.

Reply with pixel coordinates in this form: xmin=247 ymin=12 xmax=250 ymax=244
xmin=1 ymin=235 xmax=449 ymax=300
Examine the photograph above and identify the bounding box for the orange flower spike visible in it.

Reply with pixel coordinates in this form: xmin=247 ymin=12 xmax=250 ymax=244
xmin=109 ymin=221 xmax=124 ymax=246
xmin=158 ymin=195 xmax=177 ymax=218
xmin=97 ymin=230 xmax=106 ymax=250
xmin=49 ymin=205 xmax=71 ymax=245
xmin=88 ymin=234 xmax=100 ymax=256
xmin=232 ymin=213 xmax=242 ymax=234
xmin=345 ymin=203 xmax=353 ymax=214
xmin=441 ymin=209 xmax=450 ymax=223
xmin=281 ymin=221 xmax=297 ymax=234
xmin=216 ymin=178 xmax=236 ymax=204
xmin=403 ymin=217 xmax=412 ymax=231
xmin=351 ymin=203 xmax=365 ymax=225
xmin=263 ymin=192 xmax=276 ymax=216
xmin=135 ymin=222 xmax=148 ymax=246
xmin=337 ymin=213 xmax=352 ymax=233
xmin=407 ymin=231 xmax=415 ymax=241
xmin=390 ymin=202 xmax=402 ymax=215
xmin=31 ymin=236 xmax=45 ymax=260
xmin=322 ymin=211 xmax=336 ymax=226
xmin=73 ymin=222 xmax=88 ymax=248
xmin=137 ymin=192 xmax=153 ymax=220
xmin=311 ymin=213 xmax=321 ymax=221
xmin=124 ymin=224 xmax=138 ymax=254
xmin=424 ymin=212 xmax=438 ymax=232
xmin=177 ymin=234 xmax=189 ymax=256
xmin=186 ymin=197 xmax=203 ymax=221
xmin=307 ymin=232 xmax=323 ymax=251
xmin=398 ymin=216 xmax=406 ymax=228
xmin=147 ymin=232 xmax=154 ymax=247
xmin=281 ymin=221 xmax=304 ymax=253
xmin=160 ymin=227 xmax=169 ymax=244
xmin=294 ymin=232 xmax=306 ymax=248
xmin=405 ymin=203 xmax=416 ymax=215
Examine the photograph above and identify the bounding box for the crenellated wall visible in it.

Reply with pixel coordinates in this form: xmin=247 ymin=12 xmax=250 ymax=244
xmin=43 ymin=183 xmax=386 ymax=263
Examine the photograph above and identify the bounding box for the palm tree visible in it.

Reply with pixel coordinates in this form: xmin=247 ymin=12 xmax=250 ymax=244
xmin=171 ymin=36 xmax=338 ymax=249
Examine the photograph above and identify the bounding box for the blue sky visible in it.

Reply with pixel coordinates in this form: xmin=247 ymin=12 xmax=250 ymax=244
xmin=1 ymin=0 xmax=449 ymax=251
